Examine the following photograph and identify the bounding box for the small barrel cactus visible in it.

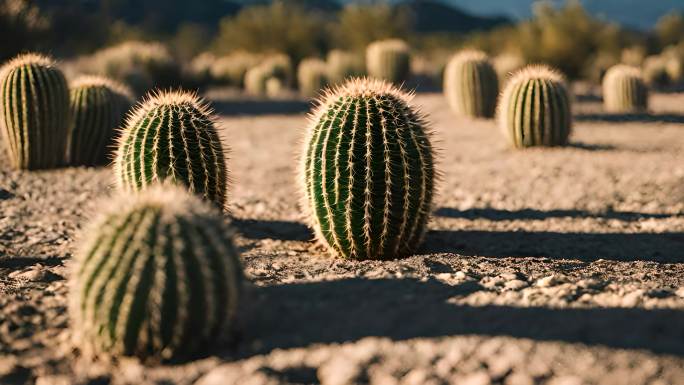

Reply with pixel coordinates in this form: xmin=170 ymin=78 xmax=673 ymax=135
xmin=114 ymin=91 xmax=228 ymax=208
xmin=244 ymin=54 xmax=293 ymax=96
xmin=366 ymin=39 xmax=411 ymax=84
xmin=443 ymin=50 xmax=499 ymax=118
xmin=300 ymin=78 xmax=436 ymax=260
xmin=602 ymin=65 xmax=648 ymax=113
xmin=327 ymin=50 xmax=365 ymax=85
xmin=69 ymin=184 xmax=243 ymax=362
xmin=498 ymin=65 xmax=572 ymax=148
xmin=0 ymin=53 xmax=70 ymax=170
xmin=297 ymin=58 xmax=329 ymax=98
xmin=68 ymin=76 xmax=134 ymax=166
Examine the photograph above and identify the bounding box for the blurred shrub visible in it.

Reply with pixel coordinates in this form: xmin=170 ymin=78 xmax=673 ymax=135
xmin=333 ymin=4 xmax=412 ymax=52
xmin=326 ymin=49 xmax=365 ymax=84
xmin=189 ymin=52 xmax=217 ymax=86
xmin=172 ymin=23 xmax=211 ymax=61
xmin=0 ymin=0 xmax=49 ymax=61
xmin=493 ymin=53 xmax=526 ymax=85
xmin=297 ymin=58 xmax=329 ymax=97
xmin=642 ymin=55 xmax=670 ymax=88
xmin=621 ymin=46 xmax=648 ymax=66
xmin=212 ymin=1 xmax=326 ymax=62
xmin=656 ymin=12 xmax=684 ymax=48
xmin=72 ymin=41 xmax=182 ymax=96
xmin=210 ymin=52 xmax=262 ymax=87
xmin=584 ymin=51 xmax=620 ymax=84
xmin=244 ymin=53 xmax=294 ymax=96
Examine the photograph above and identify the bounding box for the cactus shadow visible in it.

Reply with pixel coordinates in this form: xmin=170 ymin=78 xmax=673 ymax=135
xmin=0 ymin=256 xmax=65 ymax=269
xmin=237 ymin=277 xmax=684 ymax=357
xmin=233 ymin=218 xmax=313 ymax=242
xmin=421 ymin=229 xmax=684 ymax=262
xmin=575 ymin=113 xmax=684 ymax=124
xmin=433 ymin=207 xmax=676 ymax=222
xmin=567 ymin=142 xmax=616 ymax=151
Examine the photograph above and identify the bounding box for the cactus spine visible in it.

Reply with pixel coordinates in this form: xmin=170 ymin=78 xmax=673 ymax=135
xmin=0 ymin=53 xmax=70 ymax=170
xmin=498 ymin=65 xmax=572 ymax=148
xmin=68 ymin=76 xmax=134 ymax=166
xmin=297 ymin=58 xmax=329 ymax=98
xmin=300 ymin=78 xmax=436 ymax=260
xmin=114 ymin=91 xmax=227 ymax=208
xmin=366 ymin=39 xmax=411 ymax=84
xmin=443 ymin=50 xmax=499 ymax=118
xmin=69 ymin=185 xmax=242 ymax=362
xmin=602 ymin=65 xmax=648 ymax=112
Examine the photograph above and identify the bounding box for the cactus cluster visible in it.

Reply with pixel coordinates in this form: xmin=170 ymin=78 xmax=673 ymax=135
xmin=0 ymin=54 xmax=70 ymax=170
xmin=602 ymin=65 xmax=648 ymax=113
xmin=297 ymin=58 xmax=329 ymax=98
xmin=443 ymin=50 xmax=499 ymax=118
xmin=69 ymin=185 xmax=242 ymax=362
xmin=498 ymin=65 xmax=572 ymax=148
xmin=244 ymin=54 xmax=293 ymax=96
xmin=68 ymin=76 xmax=134 ymax=166
xmin=366 ymin=39 xmax=411 ymax=84
xmin=114 ymin=91 xmax=228 ymax=208
xmin=300 ymin=78 xmax=436 ymax=260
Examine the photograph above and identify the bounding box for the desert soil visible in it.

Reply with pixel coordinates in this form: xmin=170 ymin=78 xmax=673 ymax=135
xmin=1 ymin=90 xmax=684 ymax=385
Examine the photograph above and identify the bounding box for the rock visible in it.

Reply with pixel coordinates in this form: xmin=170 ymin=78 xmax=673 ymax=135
xmin=536 ymin=275 xmax=566 ymax=288
xmin=505 ymin=372 xmax=535 ymax=385
xmin=504 ymin=280 xmax=529 ymax=291
xmin=621 ymin=290 xmax=645 ymax=307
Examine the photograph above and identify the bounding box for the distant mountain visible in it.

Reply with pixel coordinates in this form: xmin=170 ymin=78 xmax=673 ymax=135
xmin=401 ymin=0 xmax=510 ymax=33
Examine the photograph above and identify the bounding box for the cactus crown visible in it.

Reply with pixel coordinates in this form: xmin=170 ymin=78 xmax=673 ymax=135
xmin=497 ymin=65 xmax=571 ymax=148
xmin=69 ymin=184 xmax=242 ymax=362
xmin=301 ymin=78 xmax=436 ymax=260
xmin=604 ymin=64 xmax=643 ymax=80
xmin=0 ymin=53 xmax=54 ymax=74
xmin=114 ymin=90 xmax=228 ymax=208
xmin=70 ymin=75 xmax=135 ymax=101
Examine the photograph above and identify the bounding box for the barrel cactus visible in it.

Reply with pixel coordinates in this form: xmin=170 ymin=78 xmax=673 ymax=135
xmin=498 ymin=65 xmax=572 ymax=148
xmin=300 ymin=78 xmax=436 ymax=260
xmin=114 ymin=91 xmax=227 ymax=208
xmin=297 ymin=58 xmax=329 ymax=98
xmin=327 ymin=50 xmax=365 ymax=85
xmin=0 ymin=53 xmax=70 ymax=170
xmin=69 ymin=184 xmax=243 ymax=362
xmin=366 ymin=39 xmax=411 ymax=84
xmin=602 ymin=65 xmax=648 ymax=113
xmin=443 ymin=50 xmax=499 ymax=118
xmin=68 ymin=76 xmax=134 ymax=166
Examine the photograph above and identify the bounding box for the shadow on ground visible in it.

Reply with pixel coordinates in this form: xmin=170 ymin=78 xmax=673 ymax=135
xmin=240 ymin=278 xmax=684 ymax=357
xmin=233 ymin=218 xmax=313 ymax=241
xmin=213 ymin=99 xmax=311 ymax=116
xmin=575 ymin=113 xmax=684 ymax=124
xmin=423 ymin=229 xmax=684 ymax=262
xmin=434 ymin=207 xmax=678 ymax=221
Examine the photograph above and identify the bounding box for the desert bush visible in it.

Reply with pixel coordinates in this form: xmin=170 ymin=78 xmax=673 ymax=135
xmin=443 ymin=50 xmax=499 ymax=118
xmin=0 ymin=53 xmax=69 ymax=170
xmin=602 ymin=65 xmax=648 ymax=113
xmin=244 ymin=54 xmax=294 ymax=95
xmin=297 ymin=58 xmax=329 ymax=98
xmin=621 ymin=46 xmax=648 ymax=67
xmin=642 ymin=56 xmax=670 ymax=88
xmin=265 ymin=77 xmax=286 ymax=98
xmin=0 ymin=0 xmax=49 ymax=61
xmin=114 ymin=91 xmax=228 ymax=209
xmin=188 ymin=52 xmax=217 ymax=86
xmin=73 ymin=41 xmax=182 ymax=96
xmin=498 ymin=65 xmax=571 ymax=148
xmin=67 ymin=76 xmax=134 ymax=166
xmin=300 ymin=78 xmax=435 ymax=260
xmin=366 ymin=39 xmax=411 ymax=84
xmin=69 ymin=184 xmax=242 ymax=362
xmin=584 ymin=51 xmax=620 ymax=84
xmin=210 ymin=52 xmax=262 ymax=87
xmin=333 ymin=4 xmax=412 ymax=51
xmin=327 ymin=49 xmax=365 ymax=85
xmin=655 ymin=11 xmax=684 ymax=48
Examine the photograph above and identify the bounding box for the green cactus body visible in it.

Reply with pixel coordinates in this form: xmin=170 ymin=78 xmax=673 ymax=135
xmin=366 ymin=39 xmax=411 ymax=84
xmin=300 ymin=78 xmax=436 ymax=260
xmin=69 ymin=185 xmax=242 ymax=362
xmin=297 ymin=58 xmax=329 ymax=98
xmin=498 ymin=65 xmax=572 ymax=148
xmin=0 ymin=53 xmax=70 ymax=170
xmin=68 ymin=76 xmax=134 ymax=166
xmin=602 ymin=65 xmax=648 ymax=113
xmin=443 ymin=50 xmax=499 ymax=118
xmin=114 ymin=91 xmax=227 ymax=208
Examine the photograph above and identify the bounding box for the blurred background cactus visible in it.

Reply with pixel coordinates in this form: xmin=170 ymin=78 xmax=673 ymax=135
xmin=0 ymin=53 xmax=70 ymax=170
xmin=498 ymin=65 xmax=572 ymax=148
xmin=210 ymin=51 xmax=262 ymax=88
xmin=301 ymin=78 xmax=435 ymax=260
xmin=114 ymin=91 xmax=228 ymax=208
xmin=443 ymin=50 xmax=499 ymax=118
xmin=67 ymin=76 xmax=134 ymax=166
xmin=492 ymin=53 xmax=526 ymax=86
xmin=602 ymin=65 xmax=649 ymax=113
xmin=70 ymin=185 xmax=242 ymax=362
xmin=244 ymin=54 xmax=293 ymax=96
xmin=642 ymin=55 xmax=670 ymax=88
xmin=297 ymin=58 xmax=329 ymax=98
xmin=326 ymin=50 xmax=365 ymax=85
xmin=366 ymin=39 xmax=411 ymax=84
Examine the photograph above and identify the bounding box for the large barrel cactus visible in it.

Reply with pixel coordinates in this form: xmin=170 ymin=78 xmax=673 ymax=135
xmin=498 ymin=65 xmax=572 ymax=148
xmin=443 ymin=50 xmax=499 ymax=118
xmin=0 ymin=53 xmax=70 ymax=170
xmin=68 ymin=76 xmax=134 ymax=166
xmin=300 ymin=78 xmax=436 ymax=260
xmin=602 ymin=65 xmax=648 ymax=113
xmin=69 ymin=185 xmax=243 ymax=362
xmin=114 ymin=91 xmax=227 ymax=208
xmin=366 ymin=39 xmax=411 ymax=84
xmin=297 ymin=58 xmax=329 ymax=98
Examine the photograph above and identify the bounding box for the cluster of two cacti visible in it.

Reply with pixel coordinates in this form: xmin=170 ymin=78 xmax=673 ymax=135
xmin=0 ymin=54 xmax=134 ymax=170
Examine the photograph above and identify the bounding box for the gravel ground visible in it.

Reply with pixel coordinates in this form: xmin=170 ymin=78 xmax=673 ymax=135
xmin=1 ymin=91 xmax=683 ymax=385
